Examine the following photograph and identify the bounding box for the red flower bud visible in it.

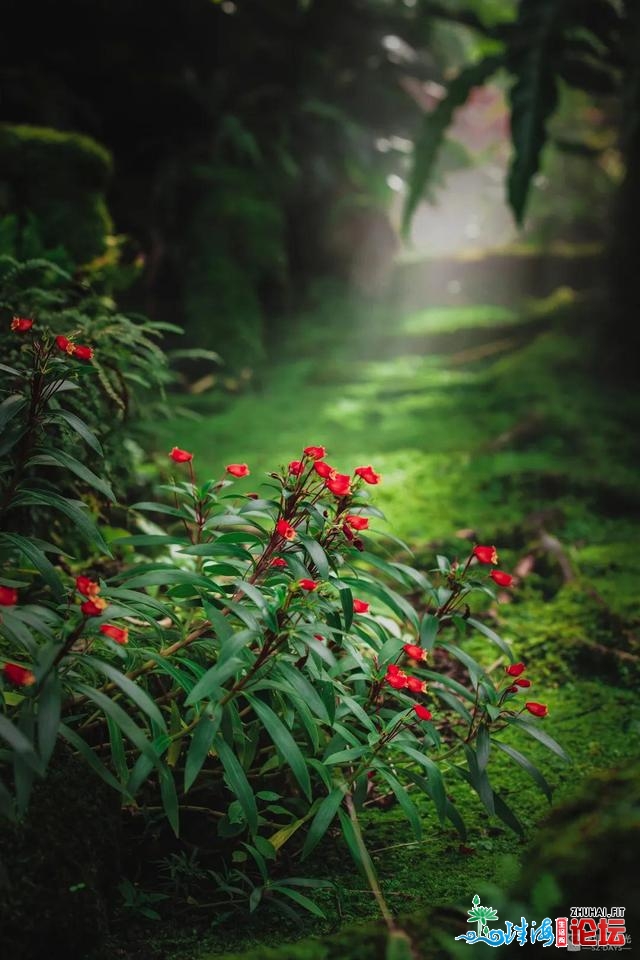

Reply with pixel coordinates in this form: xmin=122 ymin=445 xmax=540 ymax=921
xmin=355 ymin=465 xmax=381 ymax=485
xmin=276 ymin=519 xmax=296 ymax=541
xmin=406 ymin=675 xmax=427 ymax=694
xmin=387 ymin=663 xmax=401 ymax=675
xmin=353 ymin=598 xmax=369 ymax=614
xmin=353 ymin=537 xmax=365 ymax=552
xmin=345 ymin=514 xmax=369 ymax=531
xmin=11 ymin=316 xmax=33 ymax=332
xmin=55 ymin=335 xmax=75 ymax=355
xmin=169 ymin=447 xmax=193 ymax=463
xmin=270 ymin=557 xmax=287 ymax=568
xmin=473 ymin=545 xmax=498 ymax=565
xmin=226 ymin=463 xmax=250 ymax=477
xmin=386 ymin=669 xmax=408 ymax=689
xmin=0 ymin=586 xmax=18 ymax=606
xmin=3 ymin=663 xmax=36 ymax=687
xmin=507 ymin=685 xmax=519 ymax=693
xmin=81 ymin=597 xmax=107 ymax=617
xmin=403 ymin=643 xmax=428 ymax=662
xmin=313 ymin=461 xmax=335 ymax=479
xmin=490 ymin=569 xmax=514 ymax=587
xmin=76 ymin=575 xmax=100 ymax=598
xmin=525 ymin=701 xmax=548 ymax=718
xmin=505 ymin=662 xmax=526 ymax=677
xmin=413 ymin=705 xmax=432 ymax=721
xmin=303 ymin=446 xmax=326 ymax=460
xmin=72 ymin=344 xmax=94 ymax=361
xmin=326 ymin=473 xmax=352 ymax=497
xmin=99 ymin=624 xmax=129 ymax=645
xmin=514 ymin=677 xmax=531 ymax=688
xmin=299 ymin=579 xmax=319 ymax=592
xmin=288 ymin=460 xmax=304 ymax=476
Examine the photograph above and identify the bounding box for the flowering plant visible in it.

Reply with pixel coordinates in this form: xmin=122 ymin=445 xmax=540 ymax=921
xmin=0 ymin=311 xmax=566 ymax=918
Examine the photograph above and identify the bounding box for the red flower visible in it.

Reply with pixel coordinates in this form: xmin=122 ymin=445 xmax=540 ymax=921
xmin=345 ymin=514 xmax=369 ymax=531
xmin=76 ymin=575 xmax=100 ymax=598
xmin=386 ymin=669 xmax=408 ymax=690
xmin=3 ymin=663 xmax=36 ymax=687
xmin=169 ymin=447 xmax=193 ymax=463
xmin=505 ymin=662 xmax=526 ymax=677
xmin=313 ymin=461 xmax=335 ymax=479
xmin=413 ymin=705 xmax=432 ymax=721
xmin=507 ymin=685 xmax=519 ymax=693
xmin=514 ymin=677 xmax=531 ymax=688
xmin=0 ymin=586 xmax=18 ymax=606
xmin=326 ymin=473 xmax=352 ymax=497
xmin=55 ymin=335 xmax=75 ymax=355
xmin=99 ymin=624 xmax=129 ymax=645
xmin=304 ymin=446 xmax=326 ymax=460
xmin=406 ymin=675 xmax=427 ymax=694
xmin=270 ymin=557 xmax=287 ymax=568
xmin=226 ymin=463 xmax=250 ymax=477
xmin=81 ymin=597 xmax=107 ymax=617
xmin=355 ymin=465 xmax=381 ymax=485
xmin=11 ymin=316 xmax=33 ymax=333
xmin=387 ymin=663 xmax=401 ymax=675
xmin=288 ymin=460 xmax=304 ymax=476
xmin=525 ymin=701 xmax=548 ymax=718
xmin=353 ymin=598 xmax=369 ymax=614
xmin=490 ymin=569 xmax=514 ymax=587
xmin=72 ymin=344 xmax=94 ymax=361
xmin=276 ymin=519 xmax=296 ymax=541
xmin=473 ymin=545 xmax=498 ymax=565
xmin=299 ymin=579 xmax=319 ymax=592
xmin=403 ymin=643 xmax=428 ymax=662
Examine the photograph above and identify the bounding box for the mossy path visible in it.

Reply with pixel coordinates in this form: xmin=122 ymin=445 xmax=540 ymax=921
xmin=137 ymin=272 xmax=640 ymax=959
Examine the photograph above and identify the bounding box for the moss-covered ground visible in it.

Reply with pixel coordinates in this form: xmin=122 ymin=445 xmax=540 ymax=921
xmin=119 ymin=273 xmax=640 ymax=959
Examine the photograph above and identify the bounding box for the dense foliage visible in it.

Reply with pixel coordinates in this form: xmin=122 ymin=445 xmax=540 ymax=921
xmin=0 ymin=305 xmax=563 ymax=926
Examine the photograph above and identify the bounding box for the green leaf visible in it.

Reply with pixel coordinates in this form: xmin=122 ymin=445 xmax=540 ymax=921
xmin=0 ymin=715 xmax=42 ymax=773
xmin=37 ymin=672 xmax=61 ymax=766
xmin=53 ymin=409 xmax=103 ymax=455
xmin=298 ymin=533 xmax=330 ymax=580
xmin=0 ymin=394 xmax=27 ymax=431
xmin=272 ymin=885 xmax=326 ymax=919
xmin=245 ymin=695 xmax=311 ymax=801
xmin=376 ymin=766 xmax=422 ymax=840
xmin=0 ymin=532 xmax=65 ymax=600
xmin=276 ymin=663 xmax=329 ymax=723
xmin=215 ymin=734 xmax=258 ymax=835
xmin=493 ymin=740 xmax=553 ymax=801
xmin=476 ymin=724 xmax=491 ymax=772
xmin=84 ymin=656 xmax=167 ymax=730
xmin=74 ymin=683 xmax=161 ymax=767
xmin=394 ymin=744 xmax=447 ymax=821
xmin=507 ymin=0 xmax=562 ymax=222
xmin=338 ymin=585 xmax=353 ymax=632
xmin=402 ymin=55 xmax=503 ymax=234
xmin=301 ymin=787 xmax=344 ymax=860
xmin=59 ymin=723 xmax=130 ymax=795
xmin=27 ymin=449 xmax=115 ymax=501
xmin=202 ymin=600 xmax=233 ymax=642
xmin=159 ymin=766 xmax=180 ymax=836
xmin=184 ymin=707 xmax=221 ymax=792
xmin=12 ymin=491 xmax=110 ymax=554
xmin=493 ymin=791 xmax=525 ymax=836
xmin=509 ymin=716 xmax=570 ymax=761
xmin=419 ymin=613 xmax=439 ymax=651
xmin=468 ymin=618 xmax=513 ymax=658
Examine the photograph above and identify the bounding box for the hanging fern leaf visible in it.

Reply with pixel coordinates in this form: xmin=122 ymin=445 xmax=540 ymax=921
xmin=402 ymin=55 xmax=503 ymax=236
xmin=506 ymin=0 xmax=569 ymax=223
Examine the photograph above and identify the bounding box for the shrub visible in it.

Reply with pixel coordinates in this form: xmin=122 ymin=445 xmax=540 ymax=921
xmin=0 ymin=124 xmax=113 ymax=263
xmin=0 ymin=316 xmax=564 ymax=925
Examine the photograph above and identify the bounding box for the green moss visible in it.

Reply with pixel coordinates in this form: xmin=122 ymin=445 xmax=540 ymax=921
xmin=0 ymin=124 xmax=113 ymax=262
